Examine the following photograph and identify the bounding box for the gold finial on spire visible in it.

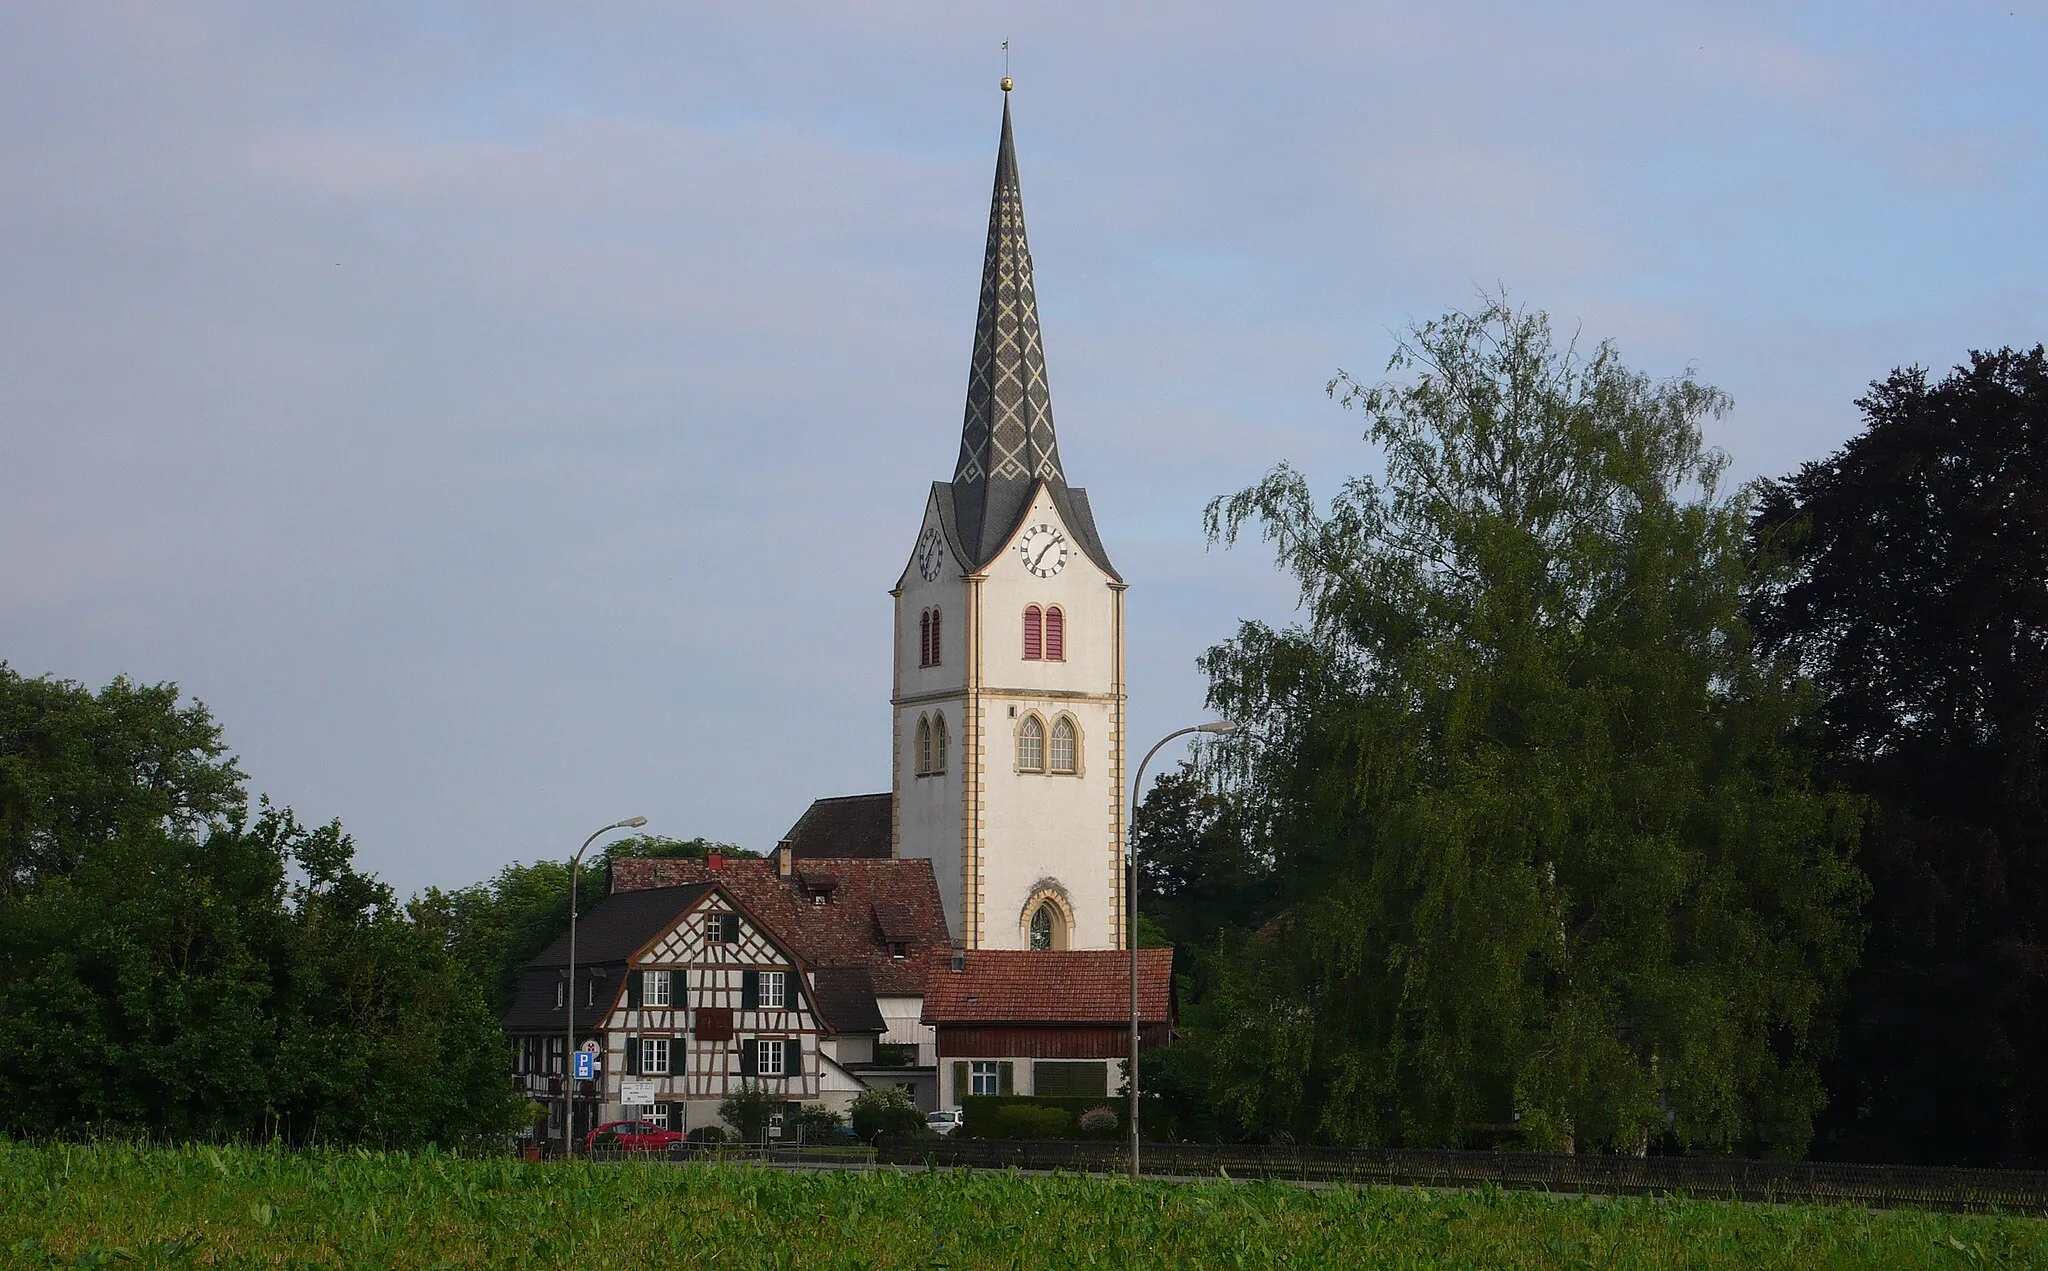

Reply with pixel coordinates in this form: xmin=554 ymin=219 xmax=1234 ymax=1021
xmin=1001 ymin=76 xmax=1013 ymax=92
xmin=1001 ymin=40 xmax=1011 ymax=92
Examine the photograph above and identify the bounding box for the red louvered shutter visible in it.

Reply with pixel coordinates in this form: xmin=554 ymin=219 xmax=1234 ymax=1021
xmin=1023 ymin=605 xmax=1042 ymax=660
xmin=1045 ymin=606 xmax=1064 ymax=661
xmin=919 ymin=610 xmax=931 ymax=667
xmin=930 ymin=608 xmax=941 ymax=665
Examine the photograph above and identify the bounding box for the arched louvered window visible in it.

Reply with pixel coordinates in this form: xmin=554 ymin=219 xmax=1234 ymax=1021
xmin=933 ymin=713 xmax=949 ymax=774
xmin=1017 ymin=715 xmax=1045 ymax=772
xmin=1044 ymin=606 xmax=1065 ymax=661
xmin=1023 ymin=605 xmax=1043 ymax=660
xmin=1050 ymin=716 xmax=1078 ymax=774
xmin=929 ymin=607 xmax=941 ymax=666
xmin=919 ymin=610 xmax=931 ymax=668
xmin=915 ymin=716 xmax=933 ymax=776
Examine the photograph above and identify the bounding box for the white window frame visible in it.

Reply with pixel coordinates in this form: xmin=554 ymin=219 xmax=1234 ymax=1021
xmin=554 ymin=980 xmax=565 ymax=1009
xmin=759 ymin=1038 xmax=787 ymax=1077
xmin=1050 ymin=716 xmax=1078 ymax=774
xmin=644 ymin=970 xmax=673 ymax=1007
xmin=641 ymin=1036 xmax=670 ymax=1076
xmin=759 ymin=970 xmax=787 ymax=1010
xmin=708 ymin=912 xmax=737 ymax=943
xmin=970 ymin=1061 xmax=1000 ymax=1097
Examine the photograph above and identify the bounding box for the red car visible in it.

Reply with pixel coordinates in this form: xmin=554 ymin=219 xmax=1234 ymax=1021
xmin=584 ymin=1119 xmax=686 ymax=1152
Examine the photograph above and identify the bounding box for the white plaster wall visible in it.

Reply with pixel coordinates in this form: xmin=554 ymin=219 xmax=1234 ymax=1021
xmin=893 ymin=493 xmax=970 ymax=936
xmin=974 ymin=488 xmax=1124 ymax=950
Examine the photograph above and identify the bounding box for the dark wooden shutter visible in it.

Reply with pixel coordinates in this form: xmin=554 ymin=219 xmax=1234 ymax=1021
xmin=741 ymin=1039 xmax=758 ymax=1076
xmin=1045 ymin=606 xmax=1064 ymax=660
xmin=785 ymin=1038 xmax=801 ymax=1077
xmin=742 ymin=969 xmax=759 ymax=1009
xmin=931 ymin=608 xmax=941 ymax=665
xmin=627 ymin=970 xmax=644 ymax=1010
xmin=1023 ymin=605 xmax=1042 ymax=659
xmin=919 ymin=610 xmax=931 ymax=667
xmin=952 ymin=1061 xmax=969 ymax=1102
xmin=997 ymin=1061 xmax=1014 ymax=1095
xmin=625 ymin=1036 xmax=640 ymax=1075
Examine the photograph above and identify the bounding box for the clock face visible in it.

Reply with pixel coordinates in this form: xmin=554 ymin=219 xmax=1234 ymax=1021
xmin=1017 ymin=523 xmax=1069 ymax=579
xmin=916 ymin=527 xmax=947 ymax=582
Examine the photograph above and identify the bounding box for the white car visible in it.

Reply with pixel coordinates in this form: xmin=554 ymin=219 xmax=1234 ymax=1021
xmin=926 ymin=1109 xmax=964 ymax=1136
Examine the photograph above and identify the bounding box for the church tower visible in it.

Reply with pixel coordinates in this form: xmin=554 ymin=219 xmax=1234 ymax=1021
xmin=891 ymin=87 xmax=1128 ymax=952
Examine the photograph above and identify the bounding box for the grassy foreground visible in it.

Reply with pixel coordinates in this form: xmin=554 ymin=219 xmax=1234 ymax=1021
xmin=2 ymin=1143 xmax=2043 ymax=1270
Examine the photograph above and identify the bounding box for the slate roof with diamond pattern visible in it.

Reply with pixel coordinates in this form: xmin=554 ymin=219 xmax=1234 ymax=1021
xmin=941 ymin=92 xmax=1119 ymax=581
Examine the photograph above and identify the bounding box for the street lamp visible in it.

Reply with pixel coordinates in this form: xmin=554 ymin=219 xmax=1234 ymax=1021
xmin=1128 ymin=721 xmax=1236 ymax=1181
xmin=563 ymin=815 xmax=647 ymax=1158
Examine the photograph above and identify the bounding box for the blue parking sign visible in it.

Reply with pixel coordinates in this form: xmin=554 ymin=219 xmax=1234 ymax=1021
xmin=573 ymin=1050 xmax=596 ymax=1081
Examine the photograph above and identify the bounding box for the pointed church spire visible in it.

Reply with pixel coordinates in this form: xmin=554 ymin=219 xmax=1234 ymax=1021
xmin=951 ymin=85 xmax=1065 ymax=566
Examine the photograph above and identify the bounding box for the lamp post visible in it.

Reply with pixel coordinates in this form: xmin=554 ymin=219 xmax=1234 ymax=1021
xmin=1128 ymin=722 xmax=1236 ymax=1181
xmin=563 ymin=815 xmax=647 ymax=1158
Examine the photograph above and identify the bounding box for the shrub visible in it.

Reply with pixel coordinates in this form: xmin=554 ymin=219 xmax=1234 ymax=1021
xmin=719 ymin=1083 xmax=782 ymax=1143
xmin=986 ymin=1104 xmax=1071 ymax=1140
xmin=1077 ymin=1106 xmax=1119 ymax=1138
xmin=685 ymin=1125 xmax=727 ymax=1144
xmin=849 ymin=1086 xmax=928 ymax=1142
xmin=791 ymin=1105 xmax=845 ymax=1142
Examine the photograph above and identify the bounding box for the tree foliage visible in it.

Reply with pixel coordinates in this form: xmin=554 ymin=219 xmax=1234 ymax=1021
xmin=1193 ymin=301 xmax=1865 ymax=1154
xmin=0 ymin=664 xmax=527 ymax=1147
xmin=1748 ymin=346 xmax=2048 ymax=1164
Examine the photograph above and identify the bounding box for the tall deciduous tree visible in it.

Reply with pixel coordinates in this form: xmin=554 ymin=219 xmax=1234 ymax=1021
xmin=0 ymin=664 xmax=526 ymax=1147
xmin=1748 ymin=346 xmax=2048 ymax=1164
xmin=1198 ymin=302 xmax=1864 ymax=1154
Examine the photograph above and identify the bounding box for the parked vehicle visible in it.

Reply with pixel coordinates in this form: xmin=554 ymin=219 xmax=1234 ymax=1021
xmin=926 ymin=1109 xmax=964 ymax=1136
xmin=585 ymin=1119 xmax=687 ymax=1152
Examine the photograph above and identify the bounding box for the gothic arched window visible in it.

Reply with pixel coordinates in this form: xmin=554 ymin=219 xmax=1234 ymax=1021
xmin=919 ymin=610 xmax=931 ymax=667
xmin=1050 ymin=716 xmax=1078 ymax=774
xmin=1044 ymin=606 xmax=1065 ymax=661
xmin=933 ymin=713 xmax=949 ymax=774
xmin=916 ymin=715 xmax=933 ymax=777
xmin=1017 ymin=715 xmax=1045 ymax=773
xmin=929 ymin=607 xmax=941 ymax=666
xmin=1029 ymin=905 xmax=1054 ymax=950
xmin=1022 ymin=605 xmax=1043 ymax=660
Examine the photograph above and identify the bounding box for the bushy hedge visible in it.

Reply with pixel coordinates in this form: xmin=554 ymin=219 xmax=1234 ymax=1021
xmin=961 ymin=1096 xmax=1124 ymax=1139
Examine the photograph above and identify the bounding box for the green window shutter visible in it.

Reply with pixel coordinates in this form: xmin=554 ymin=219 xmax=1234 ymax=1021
xmin=628 ymin=970 xmax=644 ymax=1010
xmin=742 ymin=969 xmax=759 ymax=1009
xmin=741 ymin=1039 xmax=759 ymax=1077
xmin=952 ymin=1061 xmax=968 ymax=1102
xmin=625 ymin=1036 xmax=640 ymax=1075
xmin=785 ymin=1039 xmax=802 ymax=1077
xmin=997 ymin=1062 xmax=1014 ymax=1096
xmin=788 ymin=966 xmax=803 ymax=1010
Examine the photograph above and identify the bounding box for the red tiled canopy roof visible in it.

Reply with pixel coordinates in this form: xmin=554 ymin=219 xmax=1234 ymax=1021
xmin=921 ymin=949 xmax=1173 ymax=1026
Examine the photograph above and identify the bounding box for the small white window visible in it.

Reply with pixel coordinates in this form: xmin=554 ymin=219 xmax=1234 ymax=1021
xmin=916 ymin=716 xmax=933 ymax=776
xmin=645 ymin=1104 xmax=669 ymax=1129
xmin=644 ymin=970 xmax=672 ymax=1007
xmin=759 ymin=1038 xmax=787 ymax=1077
xmin=641 ymin=1037 xmax=670 ymax=1075
xmin=554 ymin=980 xmax=565 ymax=1009
xmin=760 ymin=971 xmax=787 ymax=1009
xmin=933 ymin=714 xmax=949 ymax=774
xmin=970 ymin=1060 xmax=1000 ymax=1097
xmin=707 ymin=912 xmax=737 ymax=943
xmin=587 ymin=978 xmax=597 ymax=1006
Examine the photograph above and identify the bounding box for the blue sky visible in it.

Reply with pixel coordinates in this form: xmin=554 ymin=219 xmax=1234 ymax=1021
xmin=4 ymin=2 xmax=2044 ymax=894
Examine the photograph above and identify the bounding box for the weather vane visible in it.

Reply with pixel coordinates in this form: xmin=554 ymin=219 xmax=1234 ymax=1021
xmin=1001 ymin=41 xmax=1012 ymax=92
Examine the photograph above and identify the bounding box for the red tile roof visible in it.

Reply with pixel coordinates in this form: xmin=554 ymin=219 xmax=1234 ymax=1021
xmin=609 ymin=856 xmax=949 ymax=995
xmin=921 ymin=949 xmax=1173 ymax=1026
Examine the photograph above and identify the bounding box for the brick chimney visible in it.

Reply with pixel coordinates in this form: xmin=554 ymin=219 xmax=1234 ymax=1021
xmin=707 ymin=848 xmax=724 ymax=873
xmin=776 ymin=838 xmax=793 ymax=879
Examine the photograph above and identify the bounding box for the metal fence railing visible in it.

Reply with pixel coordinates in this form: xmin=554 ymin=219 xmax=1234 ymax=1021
xmin=871 ymin=1137 xmax=2048 ymax=1214
xmin=582 ymin=1142 xmax=877 ymax=1168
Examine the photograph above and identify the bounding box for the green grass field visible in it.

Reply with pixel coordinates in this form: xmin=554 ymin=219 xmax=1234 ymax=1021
xmin=2 ymin=1142 xmax=2042 ymax=1270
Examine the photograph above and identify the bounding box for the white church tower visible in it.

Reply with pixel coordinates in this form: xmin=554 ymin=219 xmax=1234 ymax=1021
xmin=891 ymin=87 xmax=1128 ymax=952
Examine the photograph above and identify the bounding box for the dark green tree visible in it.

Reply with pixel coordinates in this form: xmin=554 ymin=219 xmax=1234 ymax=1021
xmin=0 ymin=664 xmax=526 ymax=1147
xmin=1748 ymin=346 xmax=2048 ymax=1164
xmin=1197 ymin=301 xmax=1865 ymax=1154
